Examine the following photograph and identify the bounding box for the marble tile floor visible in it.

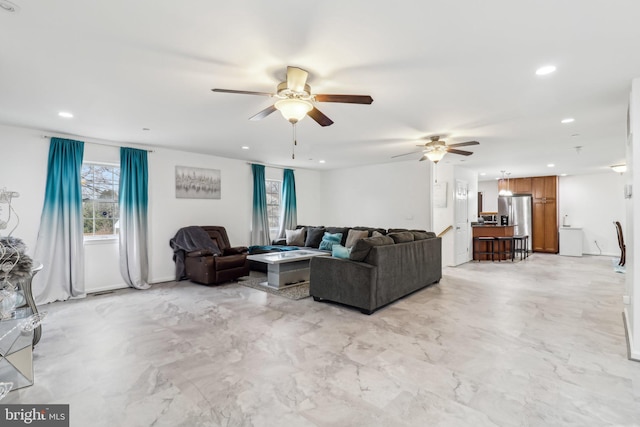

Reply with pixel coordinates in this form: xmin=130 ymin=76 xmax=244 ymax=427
xmin=4 ymin=254 xmax=640 ymax=427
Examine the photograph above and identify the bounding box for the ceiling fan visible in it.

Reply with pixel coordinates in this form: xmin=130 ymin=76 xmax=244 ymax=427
xmin=392 ymin=135 xmax=480 ymax=163
xmin=212 ymin=66 xmax=373 ymax=127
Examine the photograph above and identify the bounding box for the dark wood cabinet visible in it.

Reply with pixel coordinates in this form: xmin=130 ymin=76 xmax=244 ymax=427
xmin=498 ymin=177 xmax=533 ymax=194
xmin=513 ymin=177 xmax=532 ymax=194
xmin=531 ymin=176 xmax=558 ymax=253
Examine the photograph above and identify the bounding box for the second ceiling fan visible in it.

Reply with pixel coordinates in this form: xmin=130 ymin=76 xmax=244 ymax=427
xmin=212 ymin=66 xmax=373 ymax=127
xmin=392 ymin=135 xmax=480 ymax=163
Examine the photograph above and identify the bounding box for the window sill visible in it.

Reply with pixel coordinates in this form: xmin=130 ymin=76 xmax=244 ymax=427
xmin=84 ymin=236 xmax=118 ymax=245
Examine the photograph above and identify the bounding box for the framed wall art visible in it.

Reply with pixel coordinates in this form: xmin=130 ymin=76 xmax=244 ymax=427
xmin=175 ymin=166 xmax=221 ymax=199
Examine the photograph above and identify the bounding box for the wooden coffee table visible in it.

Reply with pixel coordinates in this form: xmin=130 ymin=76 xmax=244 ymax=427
xmin=246 ymin=250 xmax=330 ymax=289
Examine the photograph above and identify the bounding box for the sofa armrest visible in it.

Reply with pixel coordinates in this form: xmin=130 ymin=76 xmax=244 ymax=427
xmin=310 ymin=256 xmax=377 ymax=313
xmin=186 ymin=249 xmax=214 ymax=257
xmin=223 ymin=246 xmax=248 ymax=255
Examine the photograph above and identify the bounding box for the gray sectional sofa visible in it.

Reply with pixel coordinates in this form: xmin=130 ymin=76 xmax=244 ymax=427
xmin=309 ymin=231 xmax=442 ymax=314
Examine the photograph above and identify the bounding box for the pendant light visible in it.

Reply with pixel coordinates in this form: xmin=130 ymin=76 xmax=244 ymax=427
xmin=498 ymin=171 xmax=513 ymax=196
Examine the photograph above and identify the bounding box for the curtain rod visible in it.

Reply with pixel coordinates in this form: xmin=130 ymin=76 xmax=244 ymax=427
xmin=247 ymin=162 xmax=294 ymax=171
xmin=41 ymin=135 xmax=154 ymax=153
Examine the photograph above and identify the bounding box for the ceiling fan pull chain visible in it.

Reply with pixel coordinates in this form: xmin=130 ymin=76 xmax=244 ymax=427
xmin=291 ymin=123 xmax=296 ymax=159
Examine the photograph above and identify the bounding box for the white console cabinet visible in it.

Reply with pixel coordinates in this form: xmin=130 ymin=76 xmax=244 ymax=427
xmin=559 ymin=227 xmax=583 ymax=257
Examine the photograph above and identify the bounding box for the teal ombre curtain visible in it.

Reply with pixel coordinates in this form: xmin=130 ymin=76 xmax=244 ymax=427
xmin=119 ymin=148 xmax=150 ymax=290
xmin=251 ymin=164 xmax=271 ymax=245
xmin=278 ymin=168 xmax=297 ymax=238
xmin=33 ymin=137 xmax=85 ymax=304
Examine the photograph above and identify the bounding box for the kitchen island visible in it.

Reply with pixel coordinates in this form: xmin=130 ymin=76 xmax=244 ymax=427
xmin=472 ymin=225 xmax=514 ymax=261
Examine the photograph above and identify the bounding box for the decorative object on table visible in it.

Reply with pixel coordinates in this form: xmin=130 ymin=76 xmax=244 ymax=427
xmin=0 ymin=381 xmax=12 ymax=401
xmin=0 ymin=188 xmax=33 ymax=320
xmin=175 ymin=166 xmax=221 ymax=199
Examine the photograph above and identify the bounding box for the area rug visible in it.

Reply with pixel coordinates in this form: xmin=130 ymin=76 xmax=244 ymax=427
xmin=237 ymin=276 xmax=310 ymax=300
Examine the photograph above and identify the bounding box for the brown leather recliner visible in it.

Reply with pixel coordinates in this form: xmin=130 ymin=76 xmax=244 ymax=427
xmin=184 ymin=226 xmax=250 ymax=285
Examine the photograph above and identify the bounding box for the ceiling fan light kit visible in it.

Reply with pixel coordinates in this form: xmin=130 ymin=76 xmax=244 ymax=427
xmin=394 ymin=135 xmax=480 ymax=163
xmin=422 ymin=148 xmax=447 ymax=163
xmin=274 ymin=98 xmax=313 ymax=124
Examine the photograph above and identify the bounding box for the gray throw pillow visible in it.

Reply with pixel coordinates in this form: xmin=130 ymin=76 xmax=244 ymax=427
xmin=387 ymin=231 xmax=415 ymax=244
xmin=285 ymin=228 xmax=306 ymax=246
xmin=349 ymin=235 xmax=395 ymax=261
xmin=345 ymin=229 xmax=368 ymax=248
xmin=305 ymin=227 xmax=326 ymax=248
xmin=372 ymin=230 xmax=385 ymax=237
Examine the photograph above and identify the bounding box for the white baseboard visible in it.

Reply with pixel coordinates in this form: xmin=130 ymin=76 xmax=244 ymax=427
xmin=86 ymin=276 xmax=175 ymax=295
xmin=87 ymin=283 xmax=128 ymax=294
xmin=582 ymin=251 xmax=618 ymax=257
xmin=623 ymin=308 xmax=640 ymax=362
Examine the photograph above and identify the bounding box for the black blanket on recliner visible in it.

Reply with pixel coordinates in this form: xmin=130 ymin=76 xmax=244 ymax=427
xmin=170 ymin=226 xmax=221 ymax=280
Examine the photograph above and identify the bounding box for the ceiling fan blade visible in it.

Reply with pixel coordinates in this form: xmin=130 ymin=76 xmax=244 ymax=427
xmin=249 ymin=105 xmax=278 ymax=121
xmin=447 ymin=140 xmax=480 ymax=148
xmin=446 ymin=148 xmax=474 ymax=156
xmin=314 ymin=94 xmax=374 ymax=104
xmin=287 ymin=66 xmax=309 ymax=92
xmin=212 ymin=88 xmax=273 ymax=96
xmin=307 ymin=107 xmax=334 ymax=126
xmin=391 ymin=150 xmax=423 ymax=159
xmin=419 ymin=155 xmax=429 ymax=162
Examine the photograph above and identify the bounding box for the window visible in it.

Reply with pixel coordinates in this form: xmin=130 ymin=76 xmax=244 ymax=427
xmin=265 ymin=179 xmax=281 ymax=238
xmin=82 ymin=163 xmax=120 ymax=237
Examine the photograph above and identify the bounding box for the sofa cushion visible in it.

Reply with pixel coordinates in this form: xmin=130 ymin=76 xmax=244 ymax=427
xmin=319 ymin=232 xmax=343 ymax=251
xmin=304 ymin=227 xmax=326 ymax=248
xmin=345 ymin=229 xmax=369 ymax=248
xmin=372 ymin=230 xmax=385 ymax=237
xmin=326 ymin=227 xmax=349 ymax=246
xmin=349 ymin=235 xmax=395 ymax=261
xmin=388 ymin=231 xmax=415 ymax=244
xmin=331 ymin=244 xmax=351 ymax=259
xmin=410 ymin=231 xmax=431 ymax=240
xmin=285 ymin=228 xmax=306 ymax=246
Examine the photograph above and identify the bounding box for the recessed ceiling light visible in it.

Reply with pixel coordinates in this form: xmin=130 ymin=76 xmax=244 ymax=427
xmin=536 ymin=65 xmax=556 ymax=76
xmin=560 ymin=173 xmax=568 ymax=176
xmin=241 ymin=146 xmax=249 ymax=150
xmin=58 ymin=111 xmax=74 ymax=118
xmin=547 ymin=163 xmax=555 ymax=168
xmin=319 ymin=160 xmax=326 ymax=164
xmin=0 ymin=1 xmax=19 ymax=13
xmin=561 ymin=118 xmax=575 ymax=124
xmin=480 ymin=172 xmax=486 ymax=176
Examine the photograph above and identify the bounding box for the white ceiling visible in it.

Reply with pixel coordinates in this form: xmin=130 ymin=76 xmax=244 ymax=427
xmin=1 ymin=0 xmax=639 ymax=179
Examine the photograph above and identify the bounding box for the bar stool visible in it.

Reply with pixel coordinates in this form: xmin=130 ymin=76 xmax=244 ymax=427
xmin=513 ymin=235 xmax=529 ymax=260
xmin=473 ymin=236 xmax=496 ymax=261
xmin=495 ymin=236 xmax=514 ymax=262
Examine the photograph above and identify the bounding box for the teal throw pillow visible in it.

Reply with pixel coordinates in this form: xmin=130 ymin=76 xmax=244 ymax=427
xmin=319 ymin=232 xmax=343 ymax=251
xmin=331 ymin=244 xmax=350 ymax=259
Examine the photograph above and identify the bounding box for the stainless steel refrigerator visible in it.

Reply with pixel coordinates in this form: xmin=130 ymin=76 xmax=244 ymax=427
xmin=498 ymin=195 xmax=532 ymax=251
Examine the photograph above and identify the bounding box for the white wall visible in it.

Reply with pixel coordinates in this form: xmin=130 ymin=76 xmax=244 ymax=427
xmin=478 ymin=180 xmax=499 ymax=213
xmin=559 ymin=173 xmax=625 ymax=256
xmin=320 ymin=160 xmax=432 ymax=230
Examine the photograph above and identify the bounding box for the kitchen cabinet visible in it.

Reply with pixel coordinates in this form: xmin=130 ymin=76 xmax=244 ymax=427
xmin=513 ymin=177 xmax=532 ymax=194
xmin=498 ymin=177 xmax=532 ymax=194
xmin=531 ymin=176 xmax=558 ymax=253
